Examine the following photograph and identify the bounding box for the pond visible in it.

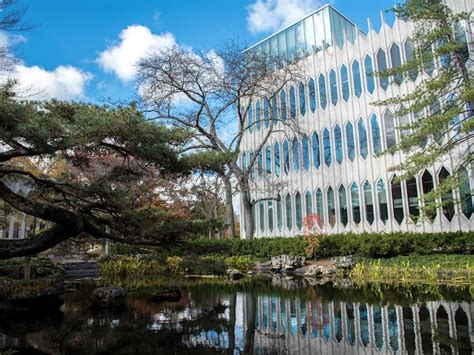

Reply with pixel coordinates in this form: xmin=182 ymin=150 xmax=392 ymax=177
xmin=0 ymin=276 xmax=472 ymax=354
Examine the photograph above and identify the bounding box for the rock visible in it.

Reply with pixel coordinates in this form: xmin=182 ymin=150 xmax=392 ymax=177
xmin=254 ymin=261 xmax=272 ymax=273
xmin=151 ymin=288 xmax=182 ymax=303
xmin=271 ymin=255 xmax=306 ymax=271
xmin=330 ymin=255 xmax=355 ymax=270
xmin=293 ymin=267 xmax=308 ymax=276
xmin=90 ymin=286 xmax=126 ymax=308
xmin=226 ymin=268 xmax=244 ymax=281
xmin=304 ymin=265 xmax=337 ymax=278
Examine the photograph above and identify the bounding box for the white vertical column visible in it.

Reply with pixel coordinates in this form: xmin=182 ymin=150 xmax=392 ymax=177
xmin=18 ymin=212 xmax=26 ymax=239
xmin=411 ymin=305 xmax=422 ymax=354
xmin=428 ymin=303 xmax=438 ymax=354
xmin=7 ymin=209 xmax=15 ymax=239
xmin=354 ymin=303 xmax=361 ymax=347
xmin=381 ymin=305 xmax=389 ymax=352
xmin=396 ymin=305 xmax=405 ymax=354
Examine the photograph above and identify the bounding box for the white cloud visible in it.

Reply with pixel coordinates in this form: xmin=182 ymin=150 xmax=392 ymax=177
xmin=6 ymin=64 xmax=92 ymax=100
xmin=247 ymin=0 xmax=327 ymax=34
xmin=97 ymin=25 xmax=176 ymax=82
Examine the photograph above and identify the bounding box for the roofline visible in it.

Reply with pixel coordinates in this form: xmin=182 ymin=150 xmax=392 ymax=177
xmin=244 ymin=3 xmax=365 ymax=53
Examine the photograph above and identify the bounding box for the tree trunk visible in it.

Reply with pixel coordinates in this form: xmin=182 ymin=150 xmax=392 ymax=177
xmin=239 ymin=178 xmax=254 ymax=240
xmin=223 ymin=174 xmax=236 ymax=240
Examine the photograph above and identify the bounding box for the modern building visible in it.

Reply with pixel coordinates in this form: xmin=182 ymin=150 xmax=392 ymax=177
xmin=239 ymin=2 xmax=474 ymax=238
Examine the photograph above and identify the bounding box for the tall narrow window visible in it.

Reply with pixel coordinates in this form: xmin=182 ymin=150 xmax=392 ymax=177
xmin=241 ymin=152 xmax=247 ymax=172
xmin=391 ymin=176 xmax=404 ymax=224
xmin=249 ymin=151 xmax=255 ymax=179
xmin=295 ymin=192 xmax=302 ymax=230
xmin=283 ymin=140 xmax=290 ymax=175
xmin=323 ymin=128 xmax=332 ymax=167
xmin=329 ymin=69 xmax=338 ymax=105
xmin=390 ymin=43 xmax=403 ymax=85
xmin=340 ymin=64 xmax=350 ymax=102
xmin=302 ymin=135 xmax=310 ymax=171
xmin=308 ymin=77 xmax=317 ymax=113
xmin=459 ymin=166 xmax=473 ymax=219
xmin=422 ymin=44 xmax=435 ymax=76
xmin=358 ymin=118 xmax=368 ymax=159
xmin=384 ymin=110 xmax=396 ymax=150
xmin=346 ymin=122 xmax=355 ymax=161
xmin=364 ymin=55 xmax=375 ymax=94
xmin=271 ymin=95 xmax=278 ymax=125
xmin=277 ymin=196 xmax=283 ymax=230
xmin=274 ymin=142 xmax=280 ymax=176
xmin=305 ymin=191 xmax=312 ymax=216
xmin=259 ymin=200 xmax=265 ymax=233
xmin=268 ymin=201 xmax=274 ymax=232
xmin=339 ymin=185 xmax=348 ymax=226
xmin=377 ymin=179 xmax=389 ymax=223
xmin=404 ymin=38 xmax=418 ymax=81
xmin=376 ymin=49 xmax=389 ymax=90
xmin=351 ymin=182 xmax=361 ymax=224
xmin=439 ymin=168 xmax=455 ymax=221
xmin=256 ymin=100 xmax=262 ymax=130
xmin=318 ymin=73 xmax=327 ymax=109
xmin=298 ymin=81 xmax=306 ymax=116
xmin=399 ymin=105 xmax=411 ymax=138
xmin=406 ymin=177 xmax=420 ymax=220
xmin=370 ymin=113 xmax=382 ymax=155
xmin=251 ymin=199 xmax=256 ymax=233
xmin=316 ymin=188 xmax=324 ymax=226
xmin=292 ymin=138 xmax=300 ymax=172
xmin=334 ymin=124 xmax=343 ymax=164
xmin=265 ymin=146 xmax=272 ymax=175
xmin=431 ymin=100 xmax=444 ymax=145
xmin=364 ymin=181 xmax=374 ymax=225
xmin=289 ymin=85 xmax=296 ymax=119
xmin=285 ymin=193 xmax=292 ymax=230
xmin=264 ymin=97 xmax=270 ymax=128
xmin=257 ymin=151 xmax=263 ymax=177
xmin=248 ymin=104 xmax=254 ymax=132
xmin=327 ymin=187 xmax=336 ymax=227
xmin=352 ymin=59 xmax=362 ymax=97
xmin=280 ymin=90 xmax=287 ymax=122
xmin=312 ymin=132 xmax=320 ymax=168
xmin=421 ymin=170 xmax=436 ymax=221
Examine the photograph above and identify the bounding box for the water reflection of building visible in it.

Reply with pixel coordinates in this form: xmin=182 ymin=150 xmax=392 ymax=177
xmin=251 ymin=296 xmax=473 ymax=354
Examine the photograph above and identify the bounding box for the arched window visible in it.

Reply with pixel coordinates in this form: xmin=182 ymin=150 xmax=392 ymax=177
xmin=351 ymin=182 xmax=361 ymax=224
xmin=312 ymin=132 xmax=320 ymax=168
xmin=404 ymin=38 xmax=418 ymax=81
xmin=376 ymin=49 xmax=389 ymax=90
xmin=292 ymin=138 xmax=300 ymax=172
xmin=273 ymin=142 xmax=280 ymax=176
xmin=251 ymin=199 xmax=256 ymax=233
xmin=364 ymin=54 xmax=375 ymax=94
xmin=302 ymin=135 xmax=310 ymax=171
xmin=459 ymin=166 xmax=473 ymax=219
xmin=439 ymin=168 xmax=455 ymax=221
xmin=289 ymin=85 xmax=296 ymax=119
xmin=257 ymin=151 xmax=263 ymax=177
xmin=276 ymin=195 xmax=283 ymax=230
xmin=249 ymin=151 xmax=255 ymax=179
xmin=298 ymin=81 xmax=306 ymax=116
xmin=340 ymin=64 xmax=350 ymax=102
xmin=323 ymin=128 xmax=332 ymax=167
xmin=329 ymin=69 xmax=338 ymax=106
xmin=256 ymin=100 xmax=262 ymax=130
xmin=308 ymin=77 xmax=317 ymax=113
xmin=241 ymin=152 xmax=247 ymax=172
xmin=318 ymin=73 xmax=327 ymax=109
xmin=377 ymin=179 xmax=389 ymax=223
xmin=268 ymin=201 xmax=274 ymax=232
xmin=399 ymin=105 xmax=411 ymax=138
xmin=295 ymin=192 xmax=302 ymax=230
xmin=370 ymin=113 xmax=382 ymax=155
xmin=363 ymin=181 xmax=374 ymax=225
xmin=346 ymin=122 xmax=355 ymax=162
xmin=391 ymin=175 xmax=404 ymax=224
xmin=280 ymin=90 xmax=287 ymax=122
xmin=422 ymin=44 xmax=435 ymax=76
xmin=285 ymin=193 xmax=292 ymax=230
xmin=316 ymin=188 xmax=324 ymax=226
xmin=305 ymin=191 xmax=312 ymax=216
xmin=271 ymin=95 xmax=278 ymax=125
xmin=283 ymin=140 xmax=290 ymax=175
xmin=339 ymin=185 xmax=348 ymax=226
xmin=265 ymin=146 xmax=272 ymax=175
xmin=358 ymin=118 xmax=368 ymax=159
xmin=421 ymin=170 xmax=436 ymax=221
xmin=259 ymin=200 xmax=265 ymax=233
xmin=384 ymin=110 xmax=396 ymax=150
xmin=248 ymin=103 xmax=254 ymax=132
xmin=352 ymin=59 xmax=362 ymax=97
xmin=334 ymin=124 xmax=343 ymax=164
xmin=406 ymin=177 xmax=420 ymax=220
xmin=390 ymin=43 xmax=403 ymax=85
xmin=327 ymin=187 xmax=336 ymax=227
xmin=264 ymin=97 xmax=270 ymax=128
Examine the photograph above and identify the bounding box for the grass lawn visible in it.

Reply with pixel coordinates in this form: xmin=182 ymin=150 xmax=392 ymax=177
xmin=367 ymin=254 xmax=474 ymax=269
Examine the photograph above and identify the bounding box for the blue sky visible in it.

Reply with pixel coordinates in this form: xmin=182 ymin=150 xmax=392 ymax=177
xmin=12 ymin=0 xmax=398 ymax=103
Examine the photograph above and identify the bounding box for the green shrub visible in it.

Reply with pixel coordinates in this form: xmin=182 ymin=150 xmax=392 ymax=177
xmin=181 ymin=256 xmax=226 ymax=276
xmin=100 ymin=255 xmax=166 ymax=277
xmin=33 ymin=257 xmax=64 ymax=277
xmin=166 ymin=256 xmax=183 ymax=274
xmin=224 ymin=256 xmax=253 ymax=271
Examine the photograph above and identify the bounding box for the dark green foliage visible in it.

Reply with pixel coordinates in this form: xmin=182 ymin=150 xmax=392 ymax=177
xmin=181 ymin=257 xmax=226 ymax=276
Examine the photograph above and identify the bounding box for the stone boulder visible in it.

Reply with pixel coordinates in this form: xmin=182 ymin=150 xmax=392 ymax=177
xmin=304 ymin=264 xmax=337 ymax=278
xmin=271 ymin=255 xmax=306 ymax=272
xmin=226 ymin=268 xmax=244 ymax=281
xmin=151 ymin=288 xmax=182 ymax=303
xmin=330 ymin=255 xmax=355 ymax=270
xmin=90 ymin=286 xmax=126 ymax=308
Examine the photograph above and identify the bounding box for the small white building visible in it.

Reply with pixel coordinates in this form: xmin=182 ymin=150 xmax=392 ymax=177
xmin=239 ymin=2 xmax=474 ymax=238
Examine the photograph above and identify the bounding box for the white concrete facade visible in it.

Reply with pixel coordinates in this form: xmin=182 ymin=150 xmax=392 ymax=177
xmin=239 ymin=3 xmax=474 ymax=238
